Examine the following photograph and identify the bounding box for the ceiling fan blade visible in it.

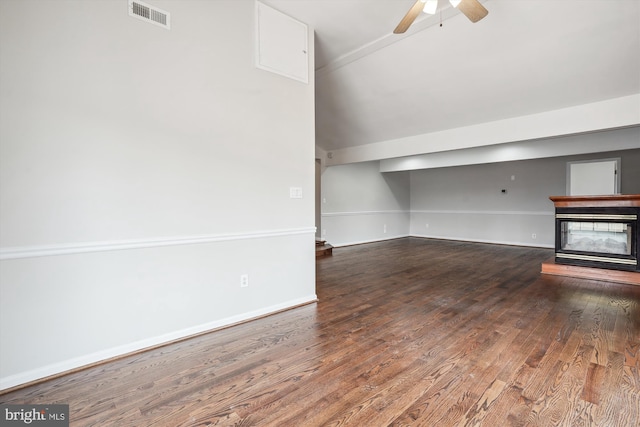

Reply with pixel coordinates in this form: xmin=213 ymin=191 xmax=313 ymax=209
xmin=457 ymin=0 xmax=488 ymax=23
xmin=393 ymin=0 xmax=425 ymax=34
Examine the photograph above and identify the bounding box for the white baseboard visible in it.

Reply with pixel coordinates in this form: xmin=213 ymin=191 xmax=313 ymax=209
xmin=331 ymin=234 xmax=410 ymax=248
xmin=410 ymin=233 xmax=555 ymax=249
xmin=333 ymin=234 xmax=553 ymax=249
xmin=0 ymin=294 xmax=318 ymax=391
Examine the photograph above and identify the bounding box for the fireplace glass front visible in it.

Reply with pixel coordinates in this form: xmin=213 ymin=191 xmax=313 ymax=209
xmin=554 ymin=209 xmax=639 ymax=271
xmin=560 ymin=221 xmax=631 ymax=256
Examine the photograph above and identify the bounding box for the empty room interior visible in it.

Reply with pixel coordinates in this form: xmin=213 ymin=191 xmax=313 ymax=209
xmin=1 ymin=0 xmax=639 ymax=425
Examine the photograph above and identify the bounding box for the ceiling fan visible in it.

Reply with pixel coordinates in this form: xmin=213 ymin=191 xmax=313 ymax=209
xmin=394 ymin=0 xmax=488 ymax=34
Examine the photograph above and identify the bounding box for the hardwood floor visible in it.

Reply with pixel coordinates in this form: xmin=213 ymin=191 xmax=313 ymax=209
xmin=2 ymin=238 xmax=639 ymax=426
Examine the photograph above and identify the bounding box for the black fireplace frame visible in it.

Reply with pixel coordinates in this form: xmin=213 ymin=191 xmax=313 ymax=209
xmin=554 ymin=206 xmax=639 ymax=272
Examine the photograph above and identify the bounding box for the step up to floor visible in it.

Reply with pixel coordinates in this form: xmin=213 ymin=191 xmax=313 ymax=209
xmin=316 ymin=239 xmax=333 ymax=257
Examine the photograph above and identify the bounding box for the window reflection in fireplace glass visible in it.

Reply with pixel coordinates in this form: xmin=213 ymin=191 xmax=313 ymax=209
xmin=560 ymin=222 xmax=631 ymax=255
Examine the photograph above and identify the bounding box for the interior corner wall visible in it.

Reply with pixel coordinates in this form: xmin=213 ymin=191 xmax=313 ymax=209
xmin=0 ymin=0 xmax=316 ymax=390
xmin=409 ymin=148 xmax=640 ymax=247
xmin=321 ymin=161 xmax=410 ymax=246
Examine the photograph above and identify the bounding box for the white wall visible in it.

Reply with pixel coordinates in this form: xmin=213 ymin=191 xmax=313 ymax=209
xmin=381 ymin=126 xmax=640 ymax=173
xmin=321 ymin=162 xmax=410 ymax=246
xmin=0 ymin=0 xmax=316 ymax=390
xmin=326 ymin=95 xmax=640 ymax=166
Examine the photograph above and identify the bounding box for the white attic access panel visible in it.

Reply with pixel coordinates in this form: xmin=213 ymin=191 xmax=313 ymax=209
xmin=567 ymin=158 xmax=620 ymax=196
xmin=255 ymin=1 xmax=309 ymax=84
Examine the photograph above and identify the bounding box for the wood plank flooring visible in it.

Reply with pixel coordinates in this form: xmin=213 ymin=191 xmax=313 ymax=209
xmin=2 ymin=237 xmax=639 ymax=426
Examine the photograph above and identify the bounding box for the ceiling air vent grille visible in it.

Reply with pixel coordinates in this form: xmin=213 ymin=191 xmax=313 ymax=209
xmin=129 ymin=0 xmax=170 ymax=29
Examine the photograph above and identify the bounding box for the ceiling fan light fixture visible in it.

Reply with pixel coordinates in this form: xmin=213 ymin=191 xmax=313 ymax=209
xmin=394 ymin=0 xmax=488 ymax=33
xmin=422 ymin=0 xmax=438 ymax=15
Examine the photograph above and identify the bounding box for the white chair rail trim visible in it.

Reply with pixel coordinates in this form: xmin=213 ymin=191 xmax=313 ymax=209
xmin=321 ymin=210 xmax=408 ymax=217
xmin=0 ymin=227 xmax=317 ymax=260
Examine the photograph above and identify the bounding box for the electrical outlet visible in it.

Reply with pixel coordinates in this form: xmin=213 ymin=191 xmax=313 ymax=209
xmin=425 ymin=223 xmax=429 ymax=229
xmin=532 ymin=233 xmax=537 ymax=239
xmin=240 ymin=274 xmax=249 ymax=287
xmin=383 ymin=224 xmax=387 ymax=234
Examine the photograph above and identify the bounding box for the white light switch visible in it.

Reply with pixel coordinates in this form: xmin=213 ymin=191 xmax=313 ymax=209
xmin=289 ymin=187 xmax=303 ymax=199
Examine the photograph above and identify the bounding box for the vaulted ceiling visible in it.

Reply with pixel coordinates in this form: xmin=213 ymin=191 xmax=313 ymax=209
xmin=262 ymin=0 xmax=640 ymax=156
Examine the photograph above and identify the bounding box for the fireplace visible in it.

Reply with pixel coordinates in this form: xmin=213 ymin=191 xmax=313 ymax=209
xmin=550 ymin=195 xmax=640 ymax=272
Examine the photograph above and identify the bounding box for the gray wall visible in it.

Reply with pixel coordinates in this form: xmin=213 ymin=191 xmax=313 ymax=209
xmin=410 ymin=148 xmax=640 ymax=247
xmin=321 ymin=161 xmax=410 ymax=246
xmin=321 ymin=148 xmax=639 ymax=249
xmin=620 ymin=149 xmax=640 ymax=193
xmin=410 ymin=159 xmax=559 ymax=247
xmin=0 ymin=0 xmax=316 ymax=389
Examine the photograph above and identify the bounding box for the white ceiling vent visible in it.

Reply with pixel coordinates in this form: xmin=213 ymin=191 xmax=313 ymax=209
xmin=128 ymin=0 xmax=170 ymax=29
